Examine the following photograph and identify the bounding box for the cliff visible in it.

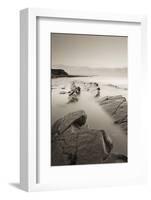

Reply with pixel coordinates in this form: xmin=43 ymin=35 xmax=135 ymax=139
xmin=51 ymin=69 xmax=69 ymax=78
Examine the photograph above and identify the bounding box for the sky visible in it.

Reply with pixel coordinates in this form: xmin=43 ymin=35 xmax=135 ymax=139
xmin=51 ymin=33 xmax=127 ymax=69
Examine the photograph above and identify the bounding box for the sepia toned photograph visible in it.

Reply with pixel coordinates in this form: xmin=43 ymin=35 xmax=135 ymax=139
xmin=51 ymin=33 xmax=128 ymax=166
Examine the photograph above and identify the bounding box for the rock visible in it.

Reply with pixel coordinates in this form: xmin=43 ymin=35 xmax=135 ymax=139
xmin=103 ymin=153 xmax=127 ymax=163
xmin=75 ymin=86 xmax=81 ymax=95
xmin=52 ymin=110 xmax=87 ymax=136
xmin=94 ymin=87 xmax=101 ymax=97
xmin=106 ymin=84 xmax=128 ymax=90
xmin=51 ymin=87 xmax=57 ymax=90
xmin=51 ymin=69 xmax=69 ymax=78
xmin=76 ymin=129 xmax=112 ymax=165
xmin=94 ymin=82 xmax=98 ymax=87
xmin=99 ymin=95 xmax=123 ymax=105
xmin=68 ymin=84 xmax=81 ymax=103
xmin=60 ymin=91 xmax=66 ymax=94
xmin=98 ymin=95 xmax=127 ymax=133
xmin=68 ymin=94 xmax=79 ymax=103
xmin=51 ymin=110 xmax=113 ymax=166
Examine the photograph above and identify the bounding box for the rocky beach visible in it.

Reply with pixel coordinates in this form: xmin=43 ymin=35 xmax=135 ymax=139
xmin=51 ymin=69 xmax=128 ymax=166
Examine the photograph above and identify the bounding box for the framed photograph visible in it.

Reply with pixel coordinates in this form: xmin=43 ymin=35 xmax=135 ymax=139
xmin=20 ymin=8 xmax=147 ymax=191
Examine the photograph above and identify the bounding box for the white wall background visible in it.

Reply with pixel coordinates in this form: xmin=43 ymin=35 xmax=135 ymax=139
xmin=0 ymin=0 xmax=151 ymax=199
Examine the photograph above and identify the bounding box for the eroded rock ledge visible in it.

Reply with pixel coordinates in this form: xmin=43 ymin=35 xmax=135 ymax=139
xmin=51 ymin=110 xmax=127 ymax=166
xmin=98 ymin=95 xmax=127 ymax=133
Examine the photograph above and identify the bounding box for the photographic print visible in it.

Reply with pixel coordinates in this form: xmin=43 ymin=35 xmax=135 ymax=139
xmin=51 ymin=33 xmax=128 ymax=166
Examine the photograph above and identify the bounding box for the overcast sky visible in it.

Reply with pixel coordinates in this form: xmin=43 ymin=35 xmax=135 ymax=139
xmin=51 ymin=33 xmax=127 ymax=69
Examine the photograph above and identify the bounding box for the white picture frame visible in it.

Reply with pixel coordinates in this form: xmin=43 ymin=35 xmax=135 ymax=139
xmin=20 ymin=8 xmax=147 ymax=192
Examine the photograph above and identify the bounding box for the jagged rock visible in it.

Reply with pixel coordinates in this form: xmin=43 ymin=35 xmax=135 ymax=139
xmin=68 ymin=94 xmax=79 ymax=103
xmin=98 ymin=95 xmax=127 ymax=133
xmin=51 ymin=110 xmax=114 ymax=166
xmin=75 ymin=86 xmax=81 ymax=95
xmin=68 ymin=84 xmax=81 ymax=103
xmin=95 ymin=87 xmax=101 ymax=97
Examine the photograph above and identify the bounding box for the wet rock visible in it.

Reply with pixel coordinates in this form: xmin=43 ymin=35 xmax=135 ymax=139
xmin=68 ymin=94 xmax=79 ymax=103
xmin=95 ymin=87 xmax=101 ymax=97
xmin=60 ymin=91 xmax=66 ymax=94
xmin=51 ymin=87 xmax=57 ymax=90
xmin=52 ymin=110 xmax=87 ymax=136
xmin=103 ymin=153 xmax=127 ymax=163
xmin=98 ymin=95 xmax=127 ymax=133
xmin=51 ymin=110 xmax=113 ymax=166
xmin=106 ymin=84 xmax=127 ymax=90
xmin=68 ymin=83 xmax=81 ymax=103
xmin=94 ymin=82 xmax=98 ymax=87
xmin=76 ymin=86 xmax=81 ymax=95
xmin=76 ymin=129 xmax=113 ymax=165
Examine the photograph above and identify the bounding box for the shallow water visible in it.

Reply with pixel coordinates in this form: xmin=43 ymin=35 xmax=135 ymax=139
xmin=52 ymin=76 xmax=127 ymax=156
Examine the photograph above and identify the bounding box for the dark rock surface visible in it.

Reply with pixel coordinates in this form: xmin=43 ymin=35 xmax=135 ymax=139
xmin=51 ymin=110 xmax=127 ymax=166
xmin=60 ymin=91 xmax=66 ymax=94
xmin=98 ymin=95 xmax=127 ymax=133
xmin=51 ymin=69 xmax=89 ymax=78
xmin=68 ymin=83 xmax=81 ymax=103
xmin=68 ymin=95 xmax=79 ymax=103
xmin=51 ymin=69 xmax=69 ymax=78
xmin=52 ymin=110 xmax=87 ymax=136
xmin=103 ymin=153 xmax=128 ymax=163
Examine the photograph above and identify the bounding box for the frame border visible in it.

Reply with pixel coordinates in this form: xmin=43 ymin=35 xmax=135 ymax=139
xmin=20 ymin=8 xmax=147 ymax=191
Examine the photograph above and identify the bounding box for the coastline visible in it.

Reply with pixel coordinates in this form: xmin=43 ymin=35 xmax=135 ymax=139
xmin=51 ymin=76 xmax=128 ymax=166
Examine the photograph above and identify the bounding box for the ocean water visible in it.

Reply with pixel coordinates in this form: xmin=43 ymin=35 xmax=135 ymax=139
xmin=51 ymin=76 xmax=128 ymax=155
